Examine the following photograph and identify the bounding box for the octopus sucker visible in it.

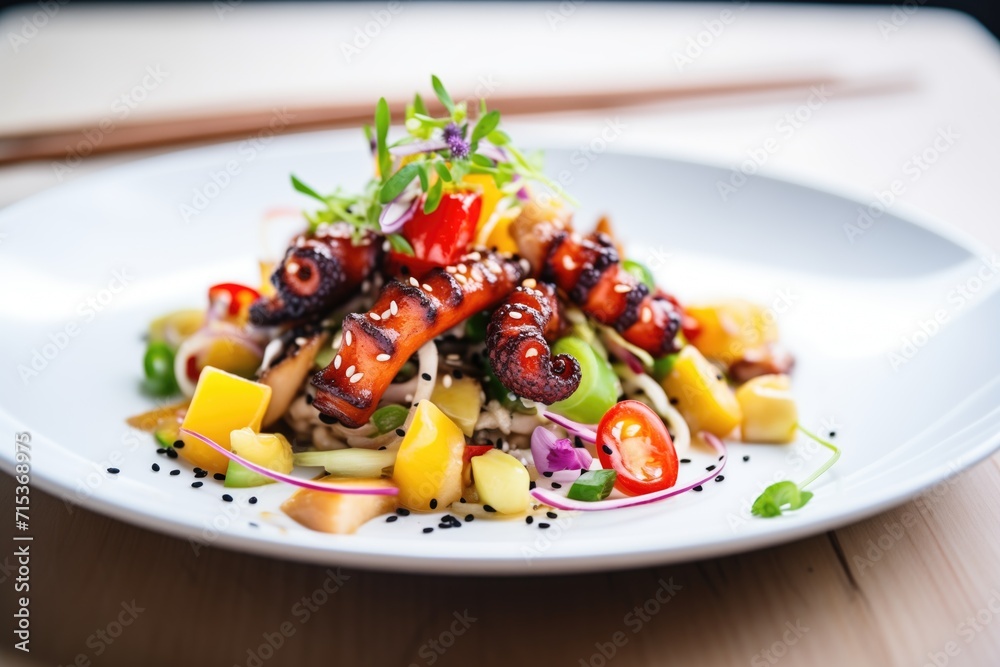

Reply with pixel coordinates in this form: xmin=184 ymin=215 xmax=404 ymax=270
xmin=487 ymin=283 xmax=581 ymax=405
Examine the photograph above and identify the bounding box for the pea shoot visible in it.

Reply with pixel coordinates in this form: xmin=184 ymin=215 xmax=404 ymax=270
xmin=751 ymin=426 xmax=841 ymax=518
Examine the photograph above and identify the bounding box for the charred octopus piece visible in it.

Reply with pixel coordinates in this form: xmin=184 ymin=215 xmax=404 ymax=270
xmin=311 ymin=250 xmax=526 ymax=427
xmin=249 ymin=224 xmax=382 ymax=326
xmin=486 ymin=282 xmax=580 ymax=404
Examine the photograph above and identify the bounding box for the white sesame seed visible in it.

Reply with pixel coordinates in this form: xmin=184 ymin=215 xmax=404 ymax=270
xmin=381 ymin=309 xmax=391 ymax=319
xmin=525 ymin=348 xmax=539 ymax=358
xmin=446 ymin=353 xmax=461 ymax=361
xmin=562 ymin=256 xmax=576 ymax=270
xmin=446 ymin=266 xmax=456 ymax=273
xmin=457 ymin=263 xmax=467 ymax=273
xmin=455 ymin=274 xmax=468 ymax=284
xmin=519 ymin=259 xmax=531 ymax=273
xmin=345 ymin=365 xmax=356 ymax=377
xmin=509 ymin=311 xmax=523 ymax=320
xmin=443 ymin=375 xmax=453 ymax=389
xmin=523 ymin=278 xmax=537 ymax=289
xmin=361 ymin=280 xmax=371 ymax=293
xmin=334 ymin=355 xmax=342 ymax=370
xmin=614 ymin=284 xmax=632 ymax=293
xmin=286 ymin=262 xmax=300 ymax=274
xmin=390 ymin=300 xmax=398 ymax=315
xmin=370 ymin=312 xmax=381 ymax=321
xmin=409 ymin=277 xmax=420 ymax=287
xmin=295 ymin=337 xmax=307 ymax=346
xmin=422 ymin=284 xmax=433 ymax=292
xmin=641 ymin=307 xmax=653 ymax=323
xmin=376 ymin=353 xmax=391 ymax=362
xmin=467 ymin=251 xmax=482 ymax=261
xmin=350 ymin=372 xmax=364 ymax=384
xmin=345 ymin=330 xmax=352 ymax=346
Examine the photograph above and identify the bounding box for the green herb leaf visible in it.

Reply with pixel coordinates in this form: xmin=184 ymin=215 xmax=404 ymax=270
xmin=487 ymin=129 xmax=511 ymax=146
xmin=471 ymin=110 xmax=501 ymax=144
xmin=412 ymin=93 xmax=428 ymax=116
xmin=431 ymin=74 xmax=454 ymax=114
xmin=417 ymin=163 xmax=429 ymax=191
xmin=752 ymin=481 xmax=814 ymax=518
xmin=386 ymin=233 xmax=415 ymax=256
xmin=291 ymin=174 xmax=328 ymax=204
xmin=470 ymin=153 xmax=495 ymax=168
xmin=433 ymin=162 xmax=453 ymax=183
xmin=423 ymin=178 xmax=444 ymax=214
xmin=379 ymin=163 xmax=421 ymax=204
xmin=375 ymin=98 xmax=392 ymax=184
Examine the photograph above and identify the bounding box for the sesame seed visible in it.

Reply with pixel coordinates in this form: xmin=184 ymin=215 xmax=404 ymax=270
xmin=614 ymin=284 xmax=632 ymax=293
xmin=538 ymin=523 xmax=551 ymax=529
xmin=381 ymin=309 xmax=391 ymax=319
xmin=191 ymin=481 xmax=203 ymax=488
xmin=410 ymin=277 xmax=420 ymax=287
xmin=151 ymin=463 xmax=160 ymax=472
xmin=467 ymin=252 xmax=482 ymax=261
xmin=195 ymin=470 xmax=207 ymax=478
xmin=551 ymin=483 xmax=562 ymax=489
xmin=563 ymin=256 xmax=576 ymax=270
xmin=829 ymin=431 xmax=837 ymax=438
xmin=430 ymin=499 xmax=438 ymax=509
xmin=529 ymin=481 xmax=536 ymax=490
xmin=156 ymin=448 xmax=167 ymax=454
xmin=222 ymin=494 xmax=233 ymax=502
xmin=526 ymin=516 xmax=534 ymax=524
xmin=172 ymin=440 xmax=185 ymax=449
xmin=546 ymin=511 xmax=558 ymax=519
xmin=455 ymin=273 xmax=467 ymax=284
xmin=345 ymin=330 xmax=353 ymax=346
xmin=421 ymin=373 xmax=432 ymax=381
xmin=509 ymin=311 xmax=523 ymax=320
xmin=543 ymin=471 xmax=553 ymax=478
xmin=249 ymin=497 xmax=257 ymax=504
xmin=641 ymin=307 xmax=653 ymax=323
xmin=396 ymin=508 xmax=410 ymax=516
xmin=376 ymin=353 xmax=391 ymax=362
xmin=715 ymin=475 xmax=725 ymax=482
xmin=693 ymin=485 xmax=703 ymax=492
xmin=166 ymin=449 xmax=178 ymax=459
xmin=169 ymin=470 xmax=180 ymax=476
xmin=438 ymin=523 xmax=451 ymax=529
xmin=458 ymin=263 xmax=467 ymax=273
xmin=370 ymin=312 xmax=381 ymax=321
xmin=680 ymin=458 xmax=691 ymax=464
xmin=743 ymin=455 xmax=750 ymax=462
xmin=465 ymin=514 xmax=474 ymax=522
xmin=334 ymin=355 xmax=342 ymax=369
xmin=483 ymin=505 xmax=496 ymax=513
xmin=423 ymin=283 xmax=434 ymax=292
xmin=602 ymin=445 xmax=613 ymax=455
xmin=423 ymin=527 xmax=434 ymax=534
xmin=395 ymin=428 xmax=405 ymax=437
xmin=319 ymin=414 xmax=338 ymax=425
xmin=523 ymin=278 xmax=537 ymax=289
xmin=214 ymin=473 xmax=226 ymax=481
xmin=305 ymin=394 xmax=314 ymax=404
xmin=525 ymin=348 xmax=539 ymax=358
xmin=443 ymin=375 xmax=453 ymax=389
xmin=345 ymin=365 xmax=356 ymax=377
xmin=386 ymin=515 xmax=398 ymax=523
xmin=706 ymin=465 xmax=716 ymax=471
xmin=390 ymin=300 xmax=398 ymax=315
xmin=350 ymin=372 xmax=364 ymax=384
xmin=446 ymin=266 xmax=456 ymax=273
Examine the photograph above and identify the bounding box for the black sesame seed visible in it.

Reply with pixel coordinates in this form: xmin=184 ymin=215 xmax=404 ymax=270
xmin=151 ymin=463 xmax=160 ymax=472
xmin=249 ymin=522 xmax=259 ymax=528
xmin=715 ymin=475 xmax=725 ymax=482
xmin=718 ymin=455 xmax=724 ymax=461
xmin=305 ymin=394 xmax=314 ymax=404
xmin=529 ymin=481 xmax=536 ymax=490
xmin=692 ymin=485 xmax=703 ymax=492
xmin=107 ymin=467 xmax=120 ymax=474
xmin=397 ymin=508 xmax=410 ymax=516
xmin=319 ymin=414 xmax=338 ymax=425
xmin=483 ymin=504 xmax=497 ymax=513
xmin=166 ymin=449 xmax=178 ymax=459
xmin=525 ymin=516 xmax=534 ymax=524
xmin=395 ymin=428 xmax=405 ymax=437
xmin=386 ymin=515 xmax=398 ymax=523
xmin=829 ymin=431 xmax=837 ymax=438
xmin=156 ymin=447 xmax=167 ymax=454
xmin=429 ymin=498 xmax=438 ymax=509
xmin=195 ymin=471 xmax=208 ymax=478
xmin=680 ymin=458 xmax=691 ymax=464
xmin=214 ymin=473 xmax=226 ymax=481
xmin=574 ymin=436 xmax=584 ymax=448
xmin=742 ymin=455 xmax=750 ymax=462
xmin=546 ymin=511 xmax=557 ymax=519
xmin=551 ymin=482 xmax=562 ymax=489
xmin=222 ymin=494 xmax=233 ymax=502
xmin=538 ymin=523 xmax=551 ymax=529
xmin=601 ymin=445 xmax=613 ymax=455
xmin=669 ymin=398 xmax=679 ymax=405
xmin=465 ymin=514 xmax=474 ymax=522
xmin=191 ymin=481 xmax=203 ymax=488
xmin=438 ymin=523 xmax=450 ymax=529
xmin=460 ymin=497 xmax=467 ymax=503
xmin=542 ymin=471 xmax=553 ymax=478
xmin=706 ymin=465 xmax=716 ymax=472
xmin=249 ymin=497 xmax=258 ymax=504
xmin=169 ymin=469 xmax=180 ymax=476
xmin=173 ymin=440 xmax=185 ymax=449
xmin=194 ymin=467 xmax=204 ymax=474
xmin=421 ymin=373 xmax=432 ymax=381
xmin=454 ymin=370 xmax=464 ymax=379
xmin=423 ymin=527 xmax=434 ymax=534
xmin=378 ymin=446 xmax=386 ymax=450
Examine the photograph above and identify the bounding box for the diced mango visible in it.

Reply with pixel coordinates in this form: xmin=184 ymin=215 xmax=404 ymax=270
xmin=392 ymin=400 xmax=466 ymax=511
xmin=462 ymin=173 xmax=503 ymax=228
xmin=179 ymin=367 xmax=271 ymax=473
xmin=736 ymin=374 xmax=798 ymax=443
xmin=430 ymin=375 xmax=483 ymax=437
xmin=470 ymin=449 xmax=530 ymax=514
xmin=685 ymin=300 xmax=777 ymax=365
xmin=282 ymin=477 xmax=398 ymax=534
xmin=661 ymin=346 xmax=742 ymax=438
xmin=230 ymin=427 xmax=293 ymax=472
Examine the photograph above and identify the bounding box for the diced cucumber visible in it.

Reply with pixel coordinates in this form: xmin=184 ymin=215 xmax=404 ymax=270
xmin=224 ymin=459 xmax=275 ymax=487
xmin=371 ymin=405 xmax=408 ymax=434
xmin=567 ymin=469 xmax=617 ymax=502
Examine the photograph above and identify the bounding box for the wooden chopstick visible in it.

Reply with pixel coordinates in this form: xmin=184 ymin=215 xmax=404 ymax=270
xmin=0 ymin=72 xmax=915 ymax=166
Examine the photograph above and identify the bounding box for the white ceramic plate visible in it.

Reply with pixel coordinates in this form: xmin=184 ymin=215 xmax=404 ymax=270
xmin=2 ymin=127 xmax=999 ymax=575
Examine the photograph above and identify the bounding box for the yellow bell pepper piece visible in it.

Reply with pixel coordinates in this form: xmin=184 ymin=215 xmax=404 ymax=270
xmin=462 ymin=173 xmax=503 ymax=228
xmin=686 ymin=300 xmax=778 ymax=365
xmin=430 ymin=375 xmax=484 ymax=437
xmin=735 ymin=374 xmax=798 ymax=443
xmin=661 ymin=346 xmax=742 ymax=438
xmin=392 ymin=400 xmax=466 ymax=512
xmin=471 ymin=449 xmax=530 ymax=514
xmin=179 ymin=367 xmax=272 ymax=473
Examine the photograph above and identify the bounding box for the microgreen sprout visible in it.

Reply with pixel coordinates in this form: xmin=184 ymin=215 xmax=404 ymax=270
xmin=751 ymin=426 xmax=841 ymax=518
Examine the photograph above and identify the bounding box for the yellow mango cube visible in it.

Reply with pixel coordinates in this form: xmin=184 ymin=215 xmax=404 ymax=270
xmin=735 ymin=374 xmax=798 ymax=443
xmin=179 ymin=366 xmax=271 ymax=473
xmin=392 ymin=400 xmax=466 ymax=512
xmin=686 ymin=300 xmax=778 ymax=365
xmin=661 ymin=346 xmax=742 ymax=438
xmin=471 ymin=449 xmax=530 ymax=514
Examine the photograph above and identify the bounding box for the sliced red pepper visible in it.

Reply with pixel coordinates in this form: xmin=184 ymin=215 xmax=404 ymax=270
xmin=387 ymin=192 xmax=482 ymax=276
xmin=463 ymin=444 xmax=494 ymax=465
xmin=208 ymin=283 xmax=260 ymax=321
xmin=596 ymin=400 xmax=678 ymax=496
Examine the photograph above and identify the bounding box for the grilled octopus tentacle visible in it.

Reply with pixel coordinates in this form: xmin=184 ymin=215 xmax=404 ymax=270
xmin=486 ymin=282 xmax=581 ymax=404
xmin=511 ymin=213 xmax=681 ymax=356
xmin=249 ymin=223 xmax=382 ymax=326
xmin=311 ymin=250 xmax=526 ymax=427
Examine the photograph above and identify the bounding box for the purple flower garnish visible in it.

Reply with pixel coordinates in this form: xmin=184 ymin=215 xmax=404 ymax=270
xmin=531 ymin=426 xmax=593 ymax=474
xmin=443 ymin=123 xmax=470 ymax=159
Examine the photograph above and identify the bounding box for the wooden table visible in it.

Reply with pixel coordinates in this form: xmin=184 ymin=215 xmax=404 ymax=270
xmin=3 ymin=4 xmax=1000 ymax=666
